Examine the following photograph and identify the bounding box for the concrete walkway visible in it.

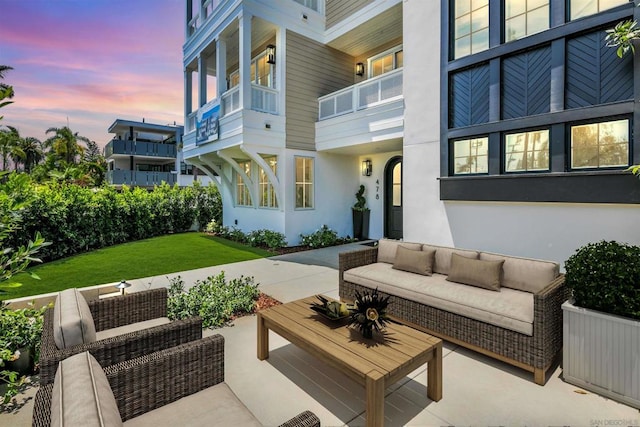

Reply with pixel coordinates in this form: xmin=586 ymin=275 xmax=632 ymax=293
xmin=2 ymin=242 xmax=639 ymax=426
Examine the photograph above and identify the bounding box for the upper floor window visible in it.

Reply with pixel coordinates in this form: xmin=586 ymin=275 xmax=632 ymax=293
xmin=569 ymin=0 xmax=629 ymax=20
xmin=295 ymin=157 xmax=314 ymax=209
xmin=505 ymin=0 xmax=549 ymax=42
xmin=259 ymin=156 xmax=278 ymax=208
xmin=293 ymin=0 xmax=318 ymax=12
xmin=504 ymin=129 xmax=550 ymax=172
xmin=369 ymin=46 xmax=403 ymax=78
xmin=571 ymin=119 xmax=629 ymax=169
xmin=453 ymin=0 xmax=489 ymax=59
xmin=236 ymin=160 xmax=252 ymax=206
xmin=452 ymin=137 xmax=489 ymax=174
xmin=228 ymin=51 xmax=276 ymax=89
xmin=229 ymin=71 xmax=240 ymax=88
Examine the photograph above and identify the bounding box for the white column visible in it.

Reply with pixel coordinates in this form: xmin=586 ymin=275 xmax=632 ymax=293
xmin=216 ymin=38 xmax=227 ymax=99
xmin=199 ymin=55 xmax=208 ymax=107
xmin=239 ymin=12 xmax=252 ymax=110
xmin=275 ymin=26 xmax=285 ymax=116
xmin=184 ymin=70 xmax=192 ymax=130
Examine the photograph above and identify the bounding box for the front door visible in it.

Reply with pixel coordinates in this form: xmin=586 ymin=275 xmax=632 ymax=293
xmin=384 ymin=156 xmax=402 ymax=239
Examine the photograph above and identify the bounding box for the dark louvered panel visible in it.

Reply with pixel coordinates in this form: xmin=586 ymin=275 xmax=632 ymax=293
xmin=566 ymin=30 xmax=632 ymax=109
xmin=449 ymin=64 xmax=489 ymax=128
xmin=502 ymin=47 xmax=551 ymax=119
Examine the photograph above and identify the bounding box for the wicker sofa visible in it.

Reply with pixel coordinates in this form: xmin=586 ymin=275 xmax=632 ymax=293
xmin=32 ymin=335 xmax=320 ymax=427
xmin=339 ymin=239 xmax=568 ymax=385
xmin=39 ymin=288 xmax=203 ymax=385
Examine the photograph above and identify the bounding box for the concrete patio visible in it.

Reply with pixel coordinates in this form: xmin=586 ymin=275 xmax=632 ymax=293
xmin=2 ymin=243 xmax=639 ymax=426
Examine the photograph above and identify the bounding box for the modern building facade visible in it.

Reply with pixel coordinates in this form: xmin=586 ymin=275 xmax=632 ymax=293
xmin=183 ymin=0 xmax=640 ymax=264
xmin=105 ymin=119 xmax=211 ymax=188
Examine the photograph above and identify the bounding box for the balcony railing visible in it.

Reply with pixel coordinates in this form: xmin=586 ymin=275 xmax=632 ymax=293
xmin=318 ymin=68 xmax=403 ymax=121
xmin=106 ymin=170 xmax=176 ymax=187
xmin=222 ymin=86 xmax=240 ymax=116
xmin=251 ymin=85 xmax=278 ymax=114
xmin=105 ymin=140 xmax=177 ymax=158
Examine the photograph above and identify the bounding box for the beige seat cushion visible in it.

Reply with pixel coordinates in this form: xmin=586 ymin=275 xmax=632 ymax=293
xmin=53 ymin=288 xmax=97 ymax=349
xmin=51 ymin=352 xmax=123 ymax=427
xmin=393 ymin=246 xmax=435 ymax=276
xmin=123 ymin=382 xmax=261 ymax=427
xmin=447 ymin=253 xmax=504 ymax=291
xmin=422 ymin=244 xmax=479 ymax=275
xmin=480 ymin=252 xmax=560 ymax=293
xmin=377 ymin=239 xmax=422 ymax=264
xmin=345 ymin=262 xmax=534 ymax=335
xmin=95 ymin=317 xmax=171 ymax=341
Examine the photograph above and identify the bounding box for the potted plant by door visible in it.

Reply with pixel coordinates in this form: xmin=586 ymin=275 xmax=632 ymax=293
xmin=562 ymin=240 xmax=640 ymax=409
xmin=352 ymin=185 xmax=370 ymax=241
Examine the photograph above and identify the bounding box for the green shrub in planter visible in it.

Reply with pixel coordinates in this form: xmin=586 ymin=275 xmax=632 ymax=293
xmin=564 ymin=240 xmax=640 ymax=321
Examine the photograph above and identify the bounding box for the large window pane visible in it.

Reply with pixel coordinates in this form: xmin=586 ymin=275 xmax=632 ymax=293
xmin=392 ymin=163 xmax=402 ymax=206
xmin=570 ymin=0 xmax=627 ymax=20
xmin=453 ymin=0 xmax=488 ymax=59
xmin=259 ymin=156 xmax=278 ymax=208
xmin=505 ymin=130 xmax=549 ymax=172
xmin=295 ymin=157 xmax=314 ymax=209
xmin=505 ymin=0 xmax=549 ymax=42
xmin=453 ymin=137 xmax=489 ymax=174
xmin=571 ymin=119 xmax=629 ymax=168
xmin=236 ymin=160 xmax=252 ymax=206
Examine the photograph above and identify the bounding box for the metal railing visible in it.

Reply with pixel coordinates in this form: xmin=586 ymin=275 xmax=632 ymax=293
xmin=106 ymin=170 xmax=176 ymax=187
xmin=105 ymin=140 xmax=176 ymax=158
xmin=318 ymin=68 xmax=403 ymax=121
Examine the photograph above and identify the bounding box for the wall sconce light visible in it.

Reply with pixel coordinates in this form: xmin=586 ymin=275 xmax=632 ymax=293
xmin=362 ymin=159 xmax=372 ymax=176
xmin=115 ymin=280 xmax=131 ymax=296
xmin=355 ymin=62 xmax=365 ymax=76
xmin=266 ymin=44 xmax=276 ymax=64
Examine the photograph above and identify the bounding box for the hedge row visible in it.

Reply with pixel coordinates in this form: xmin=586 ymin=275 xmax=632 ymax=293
xmin=2 ymin=174 xmax=222 ymax=262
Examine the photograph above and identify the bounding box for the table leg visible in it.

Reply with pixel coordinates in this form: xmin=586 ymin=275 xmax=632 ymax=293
xmin=257 ymin=313 xmax=269 ymax=360
xmin=366 ymin=370 xmax=385 ymax=427
xmin=427 ymin=341 xmax=442 ymax=401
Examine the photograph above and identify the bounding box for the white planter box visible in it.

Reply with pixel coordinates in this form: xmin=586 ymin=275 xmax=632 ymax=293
xmin=562 ymin=301 xmax=640 ymax=409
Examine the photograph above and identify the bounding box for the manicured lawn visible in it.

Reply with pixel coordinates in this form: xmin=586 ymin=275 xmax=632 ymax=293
xmin=0 ymin=233 xmax=272 ymax=300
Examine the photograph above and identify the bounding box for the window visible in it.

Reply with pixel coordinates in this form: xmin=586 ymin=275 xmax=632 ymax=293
xmin=369 ymin=47 xmax=403 ymax=78
xmin=505 ymin=130 xmax=549 ymax=172
xmin=571 ymin=119 xmax=629 ymax=169
xmin=295 ymin=157 xmax=314 ymax=209
xmin=452 ymin=137 xmax=489 ymax=174
xmin=180 ymin=162 xmax=194 ymax=175
xmin=505 ymin=0 xmax=549 ymax=42
xmin=259 ymin=156 xmax=278 ymax=208
xmin=293 ymin=0 xmax=318 ymax=11
xmin=392 ymin=163 xmax=402 ymax=206
xmin=229 ymin=70 xmax=239 ymax=88
xmin=251 ymin=52 xmax=275 ymax=88
xmin=569 ymin=0 xmax=628 ymax=20
xmin=453 ymin=0 xmax=489 ymax=59
xmin=236 ymin=160 xmax=252 ymax=206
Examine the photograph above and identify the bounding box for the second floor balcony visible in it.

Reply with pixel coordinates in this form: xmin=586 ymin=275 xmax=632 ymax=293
xmin=105 ymin=139 xmax=177 ymax=160
xmin=106 ymin=170 xmax=176 ymax=188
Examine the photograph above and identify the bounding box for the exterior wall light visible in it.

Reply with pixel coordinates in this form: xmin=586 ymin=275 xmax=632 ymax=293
xmin=266 ymin=44 xmax=276 ymax=64
xmin=355 ymin=62 xmax=365 ymax=76
xmin=362 ymin=159 xmax=372 ymax=176
xmin=115 ymin=280 xmax=132 ymax=296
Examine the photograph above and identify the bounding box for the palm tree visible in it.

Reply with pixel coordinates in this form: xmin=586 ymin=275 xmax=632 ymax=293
xmin=18 ymin=136 xmax=43 ymax=173
xmin=44 ymin=126 xmax=89 ymax=164
xmin=0 ymin=65 xmax=14 ymax=120
xmin=0 ymin=126 xmax=19 ymax=170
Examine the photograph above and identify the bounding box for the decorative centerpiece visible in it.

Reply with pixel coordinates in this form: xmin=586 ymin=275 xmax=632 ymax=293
xmin=347 ymin=288 xmax=391 ymax=339
xmin=310 ymin=295 xmax=351 ymax=320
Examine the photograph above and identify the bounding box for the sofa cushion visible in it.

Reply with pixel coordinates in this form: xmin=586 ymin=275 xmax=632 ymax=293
xmin=377 ymin=239 xmax=422 ymax=264
xmin=344 ymin=262 xmax=534 ymax=335
xmin=51 ymin=352 xmax=123 ymax=427
xmin=480 ymin=252 xmax=560 ymax=293
xmin=447 ymin=253 xmax=504 ymax=291
xmin=392 ymin=246 xmax=435 ymax=276
xmin=53 ymin=288 xmax=97 ymax=350
xmin=95 ymin=317 xmax=171 ymax=341
xmin=422 ymin=245 xmax=479 ymax=275
xmin=123 ymin=382 xmax=261 ymax=427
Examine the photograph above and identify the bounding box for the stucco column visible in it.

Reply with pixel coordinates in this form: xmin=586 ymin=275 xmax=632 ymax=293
xmin=199 ymin=55 xmax=207 ymax=107
xmin=184 ymin=70 xmax=193 ymax=131
xmin=239 ymin=12 xmax=252 ymax=110
xmin=276 ymin=26 xmax=285 ymax=116
xmin=216 ymin=37 xmax=227 ymax=99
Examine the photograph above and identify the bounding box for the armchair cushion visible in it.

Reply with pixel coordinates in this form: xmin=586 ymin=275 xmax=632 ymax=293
xmin=53 ymin=288 xmax=96 ymax=349
xmin=50 ymin=352 xmax=123 ymax=427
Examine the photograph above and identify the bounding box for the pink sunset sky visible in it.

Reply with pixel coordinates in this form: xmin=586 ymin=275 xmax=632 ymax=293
xmin=0 ymin=0 xmax=185 ymax=147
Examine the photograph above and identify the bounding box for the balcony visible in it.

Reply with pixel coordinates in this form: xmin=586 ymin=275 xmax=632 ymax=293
xmin=106 ymin=170 xmax=176 ymax=187
xmin=316 ymin=69 xmax=404 ymax=152
xmin=105 ymin=140 xmax=177 ymax=159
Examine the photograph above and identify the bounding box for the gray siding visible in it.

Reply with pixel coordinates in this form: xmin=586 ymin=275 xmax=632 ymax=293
xmin=286 ymin=31 xmax=353 ymax=150
xmin=326 ymin=0 xmax=373 ymax=29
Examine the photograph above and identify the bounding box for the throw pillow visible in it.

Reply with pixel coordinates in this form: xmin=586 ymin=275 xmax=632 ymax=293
xmin=53 ymin=288 xmax=97 ymax=350
xmin=392 ymin=246 xmax=436 ymax=276
xmin=446 ymin=253 xmax=504 ymax=291
xmin=51 ymin=352 xmax=123 ymax=427
xmin=377 ymin=239 xmax=422 ymax=264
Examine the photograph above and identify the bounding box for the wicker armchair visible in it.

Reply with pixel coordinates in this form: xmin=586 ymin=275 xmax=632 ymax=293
xmin=39 ymin=288 xmax=203 ymax=385
xmin=33 ymin=335 xmax=321 ymax=427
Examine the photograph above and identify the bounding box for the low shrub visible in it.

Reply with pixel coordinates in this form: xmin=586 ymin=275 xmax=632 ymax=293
xmin=211 ymin=224 xmax=287 ymax=250
xmin=167 ymin=272 xmax=260 ymax=328
xmin=300 ymin=225 xmax=354 ymax=248
xmin=564 ymin=240 xmax=640 ymax=320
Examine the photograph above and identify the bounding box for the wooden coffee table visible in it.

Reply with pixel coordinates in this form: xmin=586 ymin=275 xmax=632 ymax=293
xmin=257 ymin=296 xmax=442 ymax=427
